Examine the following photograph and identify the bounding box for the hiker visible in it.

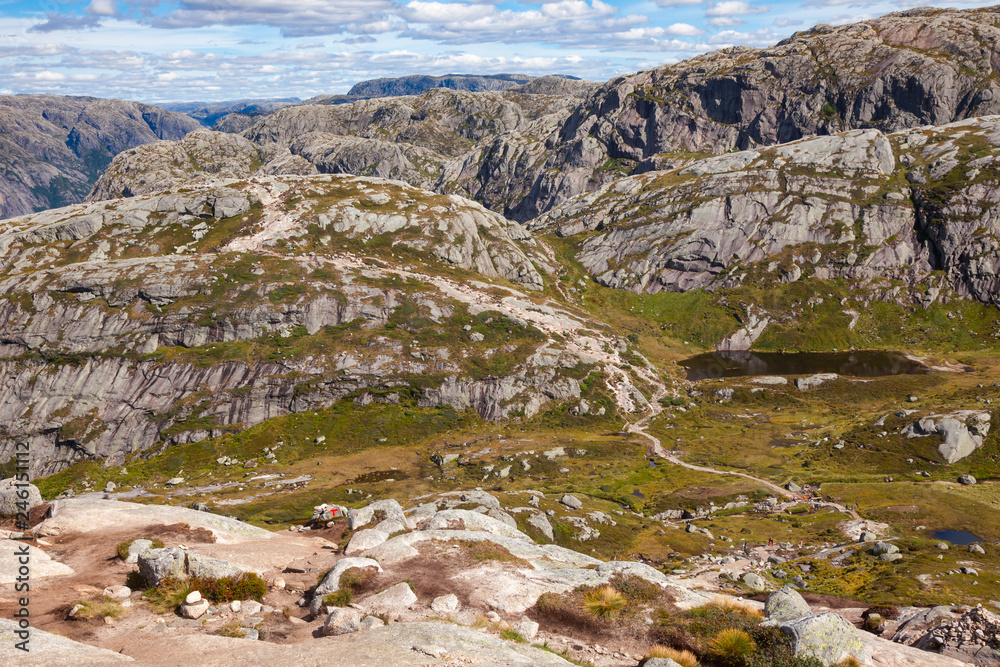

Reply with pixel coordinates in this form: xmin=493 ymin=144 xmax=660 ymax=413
xmin=767 ymin=537 xmax=773 ymax=547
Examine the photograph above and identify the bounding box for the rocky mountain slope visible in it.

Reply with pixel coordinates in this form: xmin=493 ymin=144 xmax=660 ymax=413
xmin=530 ymin=116 xmax=1000 ymax=306
xmin=88 ymin=87 xmax=582 ymax=202
xmin=159 ymin=99 xmax=300 ymax=128
xmin=0 ymin=96 xmax=201 ymax=220
xmin=0 ymin=172 xmax=668 ymax=476
xmin=82 ymin=6 xmax=1000 ymax=225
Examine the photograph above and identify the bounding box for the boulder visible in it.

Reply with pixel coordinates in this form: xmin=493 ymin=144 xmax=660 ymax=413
xmin=765 ymin=586 xmax=812 ymax=622
xmin=780 ymin=613 xmax=865 ymax=665
xmin=517 ymin=617 xmax=540 ymax=640
xmin=872 ymin=542 xmax=899 ymax=556
xmin=958 ymin=474 xmax=977 ymax=485
xmin=359 ymin=582 xmax=417 ymax=614
xmin=322 ymin=607 xmax=361 ymax=636
xmin=644 ymin=660 xmax=684 ymax=667
xmin=359 ymin=615 xmax=385 ymax=631
xmin=186 ymin=553 xmax=244 ymax=580
xmin=431 ymin=594 xmax=460 ymax=613
xmin=527 ymin=513 xmax=554 ymax=540
xmin=879 ymin=553 xmax=903 ymax=562
xmin=125 ymin=539 xmax=153 ymax=564
xmin=373 ymin=519 xmax=406 ymax=536
xmin=344 ymin=528 xmax=389 ymax=555
xmin=559 ymin=494 xmax=583 ymax=510
xmin=969 ymin=543 xmax=986 ymax=555
xmin=742 ymin=572 xmax=767 ymax=592
xmin=138 ymin=547 xmax=186 ymax=587
xmin=103 ymin=585 xmax=131 ymax=600
xmin=422 ymin=509 xmax=530 ymax=541
xmin=795 ymin=374 xmax=838 ymax=391
xmin=310 ymin=557 xmax=383 ymax=616
xmin=179 ymin=599 xmax=210 ymax=619
xmin=347 ymin=499 xmax=407 ymax=530
xmin=0 ymin=477 xmax=42 ymax=516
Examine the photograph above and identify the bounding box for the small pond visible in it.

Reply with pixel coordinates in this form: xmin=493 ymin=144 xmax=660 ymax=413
xmin=930 ymin=529 xmax=983 ymax=545
xmin=680 ymin=350 xmax=931 ymax=381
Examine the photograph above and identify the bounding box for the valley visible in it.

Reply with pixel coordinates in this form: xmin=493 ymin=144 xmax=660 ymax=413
xmin=5 ymin=5 xmax=1000 ymax=666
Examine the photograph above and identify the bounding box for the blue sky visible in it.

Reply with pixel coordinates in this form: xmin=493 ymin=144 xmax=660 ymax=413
xmin=0 ymin=0 xmax=996 ymax=102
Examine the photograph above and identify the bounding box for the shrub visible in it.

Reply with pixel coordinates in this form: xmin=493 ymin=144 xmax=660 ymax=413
xmin=862 ymin=615 xmax=884 ymax=633
xmin=862 ymin=605 xmax=899 ymax=620
xmin=708 ymin=628 xmax=756 ymax=666
xmin=219 ymin=622 xmax=244 ymax=638
xmin=646 ymin=645 xmax=698 ymax=667
xmin=70 ymin=597 xmax=125 ymax=621
xmin=709 ymin=597 xmax=763 ymax=618
xmin=146 ymin=577 xmax=192 ymax=614
xmin=609 ymin=573 xmax=668 ymax=605
xmin=834 ymin=658 xmax=861 ymax=667
xmin=323 ymin=590 xmax=352 ymax=607
xmin=583 ymin=586 xmax=626 ymax=620
xmin=125 ymin=571 xmax=148 ymax=591
xmin=339 ymin=566 xmax=377 ymax=593
xmin=187 ymin=573 xmax=266 ymax=603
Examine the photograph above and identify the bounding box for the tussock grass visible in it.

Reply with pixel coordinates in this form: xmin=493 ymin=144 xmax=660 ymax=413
xmin=708 ymin=628 xmax=756 ymax=666
xmin=583 ymin=586 xmax=626 ymax=620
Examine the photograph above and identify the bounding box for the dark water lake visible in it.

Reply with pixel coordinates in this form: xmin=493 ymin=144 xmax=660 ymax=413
xmin=680 ymin=351 xmax=930 ymax=381
xmin=930 ymin=530 xmax=983 ymax=545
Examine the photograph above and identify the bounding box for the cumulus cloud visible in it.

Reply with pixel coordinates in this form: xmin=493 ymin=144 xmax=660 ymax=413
xmin=86 ymin=0 xmax=119 ymax=17
xmin=773 ymin=18 xmax=804 ymax=26
xmin=666 ymin=22 xmax=705 ymax=36
xmin=28 ymin=12 xmax=103 ymax=33
xmin=706 ymin=1 xmax=770 ymax=16
xmin=150 ymin=0 xmax=400 ymax=37
xmin=655 ymin=0 xmax=704 ymax=6
xmin=708 ymin=16 xmax=744 ymax=27
xmin=707 ymin=27 xmax=778 ymax=46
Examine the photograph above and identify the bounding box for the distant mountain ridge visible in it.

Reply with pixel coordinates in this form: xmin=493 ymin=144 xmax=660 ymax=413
xmin=0 ymin=95 xmax=201 ymax=219
xmin=158 ymin=98 xmax=301 ymax=127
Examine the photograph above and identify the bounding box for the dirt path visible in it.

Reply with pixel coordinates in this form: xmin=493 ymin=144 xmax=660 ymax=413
xmin=229 ymin=189 xmax=857 ymax=519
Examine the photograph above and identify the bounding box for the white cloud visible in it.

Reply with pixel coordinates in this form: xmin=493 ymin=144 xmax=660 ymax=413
xmin=707 ymin=27 xmax=778 ymax=46
xmin=706 ymin=1 xmax=770 ymax=16
xmin=655 ymin=0 xmax=703 ymax=6
xmin=773 ymin=18 xmax=803 ymax=27
xmin=86 ymin=0 xmax=118 ymax=17
xmin=666 ymin=22 xmax=704 ymax=36
xmin=708 ymin=16 xmax=744 ymax=27
xmin=401 ymin=2 xmax=496 ymax=24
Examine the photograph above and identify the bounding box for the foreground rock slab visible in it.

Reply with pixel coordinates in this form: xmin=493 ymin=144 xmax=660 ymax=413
xmin=0 ymin=618 xmax=133 ymax=664
xmin=119 ymin=621 xmax=573 ymax=666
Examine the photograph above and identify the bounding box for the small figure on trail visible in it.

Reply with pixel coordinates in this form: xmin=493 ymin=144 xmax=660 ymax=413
xmin=768 ymin=537 xmax=773 ymax=547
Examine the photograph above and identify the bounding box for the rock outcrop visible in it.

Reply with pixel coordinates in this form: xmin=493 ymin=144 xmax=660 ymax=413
xmin=764 ymin=587 xmax=866 ymax=665
xmin=0 ymin=95 xmax=200 ymax=220
xmin=904 ymin=411 xmax=992 ymax=463
xmin=0 ymin=174 xmax=613 ymax=474
xmin=529 ymin=116 xmax=1000 ymax=306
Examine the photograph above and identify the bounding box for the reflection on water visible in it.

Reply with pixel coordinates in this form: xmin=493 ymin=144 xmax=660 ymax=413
xmin=930 ymin=529 xmax=983 ymax=545
xmin=680 ymin=350 xmax=930 ymax=381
